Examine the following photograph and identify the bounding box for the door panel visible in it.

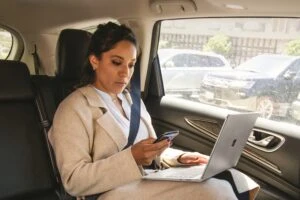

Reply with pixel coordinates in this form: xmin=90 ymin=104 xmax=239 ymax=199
xmin=145 ymin=91 xmax=300 ymax=200
xmin=144 ymin=18 xmax=300 ymax=200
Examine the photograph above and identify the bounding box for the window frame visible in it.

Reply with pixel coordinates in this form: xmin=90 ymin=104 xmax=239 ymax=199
xmin=0 ymin=25 xmax=24 ymax=60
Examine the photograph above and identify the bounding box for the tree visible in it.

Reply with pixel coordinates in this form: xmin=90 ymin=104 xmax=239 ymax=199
xmin=203 ymin=34 xmax=231 ymax=56
xmin=285 ymin=39 xmax=300 ymax=56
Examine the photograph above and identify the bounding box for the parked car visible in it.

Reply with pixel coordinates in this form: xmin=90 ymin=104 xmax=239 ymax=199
xmin=199 ymin=54 xmax=300 ymax=119
xmin=289 ymin=85 xmax=300 ymax=121
xmin=159 ymin=49 xmax=231 ymax=99
xmin=288 ymin=72 xmax=300 ymax=121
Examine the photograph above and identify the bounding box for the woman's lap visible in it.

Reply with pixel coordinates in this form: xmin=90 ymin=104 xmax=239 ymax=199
xmin=99 ymin=178 xmax=238 ymax=200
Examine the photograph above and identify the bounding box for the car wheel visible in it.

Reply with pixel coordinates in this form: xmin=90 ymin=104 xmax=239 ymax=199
xmin=256 ymin=96 xmax=274 ymax=119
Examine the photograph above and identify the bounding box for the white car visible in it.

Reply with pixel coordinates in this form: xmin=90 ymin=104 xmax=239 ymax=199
xmin=159 ymin=49 xmax=231 ymax=99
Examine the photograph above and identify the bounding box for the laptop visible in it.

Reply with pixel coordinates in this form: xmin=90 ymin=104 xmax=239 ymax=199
xmin=143 ymin=112 xmax=259 ymax=182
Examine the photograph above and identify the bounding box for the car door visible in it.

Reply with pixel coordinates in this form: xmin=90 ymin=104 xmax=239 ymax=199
xmin=144 ymin=19 xmax=300 ymax=200
xmin=284 ymin=59 xmax=300 ymax=103
xmin=161 ymin=53 xmax=190 ymax=93
xmin=160 ymin=52 xmax=210 ymax=99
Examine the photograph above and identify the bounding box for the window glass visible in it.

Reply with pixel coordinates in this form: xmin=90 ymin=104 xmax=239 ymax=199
xmin=208 ymin=57 xmax=225 ymax=67
xmin=158 ymin=18 xmax=300 ymax=125
xmin=171 ymin=54 xmax=188 ymax=67
xmin=189 ymin=54 xmax=208 ymax=67
xmin=0 ymin=28 xmax=13 ymax=59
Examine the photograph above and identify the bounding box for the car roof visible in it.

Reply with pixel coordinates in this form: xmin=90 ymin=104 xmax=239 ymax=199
xmin=158 ymin=49 xmax=225 ymax=57
xmin=255 ymin=54 xmax=300 ymax=59
xmin=1 ymin=0 xmax=300 ymax=84
xmin=237 ymin=54 xmax=300 ymax=76
xmin=158 ymin=48 xmax=229 ymax=65
xmin=249 ymin=54 xmax=300 ymax=64
xmin=2 ymin=0 xmax=300 ymax=34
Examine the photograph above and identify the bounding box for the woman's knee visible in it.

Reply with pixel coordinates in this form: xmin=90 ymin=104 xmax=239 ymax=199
xmin=202 ymin=178 xmax=238 ymax=199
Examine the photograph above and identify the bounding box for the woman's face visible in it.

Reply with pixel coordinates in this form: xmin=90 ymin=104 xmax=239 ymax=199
xmin=90 ymin=40 xmax=137 ymax=96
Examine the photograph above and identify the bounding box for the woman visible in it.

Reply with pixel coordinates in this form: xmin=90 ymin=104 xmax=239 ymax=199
xmin=49 ymin=22 xmax=259 ymax=200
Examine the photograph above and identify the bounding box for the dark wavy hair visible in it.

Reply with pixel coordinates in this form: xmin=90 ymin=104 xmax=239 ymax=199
xmin=78 ymin=22 xmax=138 ymax=87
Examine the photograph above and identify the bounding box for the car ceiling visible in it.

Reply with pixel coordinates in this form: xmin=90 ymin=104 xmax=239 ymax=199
xmin=2 ymin=0 xmax=300 ymax=79
xmin=1 ymin=0 xmax=300 ymax=34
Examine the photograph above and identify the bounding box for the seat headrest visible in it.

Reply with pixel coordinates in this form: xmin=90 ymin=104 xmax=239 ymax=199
xmin=56 ymin=29 xmax=92 ymax=80
xmin=0 ymin=60 xmax=33 ymax=100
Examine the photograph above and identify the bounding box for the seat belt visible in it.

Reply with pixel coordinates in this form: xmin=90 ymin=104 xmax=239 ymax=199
xmin=32 ymin=44 xmax=41 ymax=75
xmin=34 ymin=86 xmax=67 ymax=200
xmin=84 ymin=56 xmax=141 ymax=200
xmin=123 ymin=55 xmax=141 ymax=149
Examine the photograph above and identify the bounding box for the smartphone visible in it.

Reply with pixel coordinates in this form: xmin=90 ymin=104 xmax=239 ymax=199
xmin=154 ymin=130 xmax=179 ymax=143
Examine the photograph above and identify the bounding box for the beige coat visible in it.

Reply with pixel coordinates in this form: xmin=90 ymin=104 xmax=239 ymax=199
xmin=49 ymin=85 xmax=259 ymax=199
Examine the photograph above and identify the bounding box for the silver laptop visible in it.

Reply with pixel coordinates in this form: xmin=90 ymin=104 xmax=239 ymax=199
xmin=143 ymin=112 xmax=259 ymax=182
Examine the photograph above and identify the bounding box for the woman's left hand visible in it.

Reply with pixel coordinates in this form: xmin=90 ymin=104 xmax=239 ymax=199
xmin=177 ymin=152 xmax=209 ymax=165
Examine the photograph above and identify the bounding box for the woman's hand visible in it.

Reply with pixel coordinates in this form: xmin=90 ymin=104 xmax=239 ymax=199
xmin=131 ymin=138 xmax=170 ymax=166
xmin=177 ymin=152 xmax=209 ymax=165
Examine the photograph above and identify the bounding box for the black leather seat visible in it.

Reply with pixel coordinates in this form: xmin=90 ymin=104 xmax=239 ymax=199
xmin=31 ymin=28 xmax=92 ymax=127
xmin=0 ymin=60 xmax=60 ymax=200
xmin=55 ymin=28 xmax=92 ymax=102
xmin=29 ymin=28 xmax=92 ymax=199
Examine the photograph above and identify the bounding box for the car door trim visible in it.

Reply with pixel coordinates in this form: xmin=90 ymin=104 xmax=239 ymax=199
xmin=247 ymin=129 xmax=286 ymax=152
xmin=184 ymin=117 xmax=282 ymax=175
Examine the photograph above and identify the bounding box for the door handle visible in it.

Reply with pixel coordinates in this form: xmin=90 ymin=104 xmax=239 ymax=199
xmin=247 ymin=130 xmax=285 ymax=152
xmin=248 ymin=135 xmax=274 ymax=147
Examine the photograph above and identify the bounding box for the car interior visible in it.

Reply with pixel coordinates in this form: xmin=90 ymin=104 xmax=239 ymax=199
xmin=0 ymin=0 xmax=299 ymax=199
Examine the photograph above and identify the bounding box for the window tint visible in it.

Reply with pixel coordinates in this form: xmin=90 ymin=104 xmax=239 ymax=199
xmin=0 ymin=28 xmax=13 ymax=59
xmin=158 ymin=18 xmax=300 ymax=126
xmin=189 ymin=54 xmax=209 ymax=67
xmin=287 ymin=59 xmax=300 ymax=72
xmin=208 ymin=57 xmax=225 ymax=67
xmin=171 ymin=54 xmax=188 ymax=67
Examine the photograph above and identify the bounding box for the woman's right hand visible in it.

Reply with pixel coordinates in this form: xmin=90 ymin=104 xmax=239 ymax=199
xmin=131 ymin=138 xmax=170 ymax=166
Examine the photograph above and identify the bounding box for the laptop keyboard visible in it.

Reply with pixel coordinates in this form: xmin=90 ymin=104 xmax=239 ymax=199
xmin=146 ymin=165 xmax=206 ymax=180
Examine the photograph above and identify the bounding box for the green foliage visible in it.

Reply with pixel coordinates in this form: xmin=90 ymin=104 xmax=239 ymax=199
xmin=285 ymin=39 xmax=300 ymax=56
xmin=203 ymin=34 xmax=231 ymax=56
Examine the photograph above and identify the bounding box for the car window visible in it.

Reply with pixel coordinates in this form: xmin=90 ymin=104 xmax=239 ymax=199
xmin=188 ymin=54 xmax=209 ymax=67
xmin=158 ymin=18 xmax=300 ymax=126
xmin=287 ymin=59 xmax=300 ymax=72
xmin=170 ymin=54 xmax=188 ymax=67
xmin=0 ymin=27 xmax=13 ymax=59
xmin=164 ymin=53 xmax=218 ymax=67
xmin=237 ymin=55 xmax=295 ymax=76
xmin=208 ymin=56 xmax=225 ymax=67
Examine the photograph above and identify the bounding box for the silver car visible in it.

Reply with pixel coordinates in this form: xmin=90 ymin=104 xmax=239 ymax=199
xmin=159 ymin=48 xmax=231 ymax=99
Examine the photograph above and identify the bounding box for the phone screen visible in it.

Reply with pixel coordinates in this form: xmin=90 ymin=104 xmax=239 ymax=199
xmin=154 ymin=130 xmax=179 ymax=143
